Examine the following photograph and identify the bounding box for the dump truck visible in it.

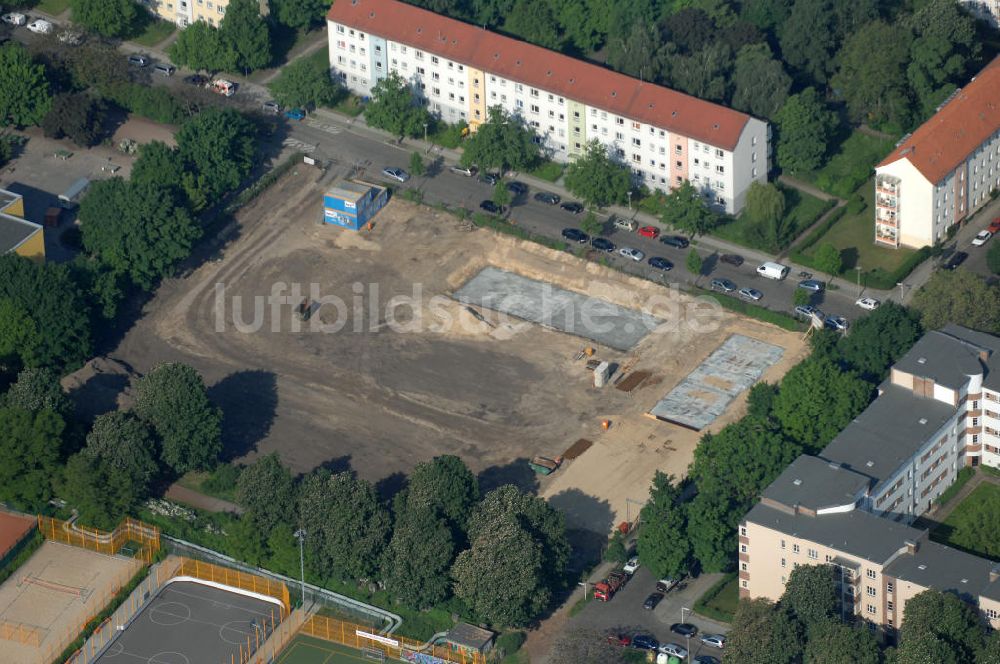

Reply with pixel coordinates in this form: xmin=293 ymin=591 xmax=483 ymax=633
xmin=594 ymin=571 xmax=628 ymax=602
xmin=529 ymin=455 xmax=562 ymax=475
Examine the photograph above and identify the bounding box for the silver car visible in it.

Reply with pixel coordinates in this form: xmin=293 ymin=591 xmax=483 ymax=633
xmin=618 ymin=247 xmax=645 ymax=262
xmin=381 ymin=167 xmax=410 ymax=183
xmin=738 ymin=287 xmax=762 ymax=302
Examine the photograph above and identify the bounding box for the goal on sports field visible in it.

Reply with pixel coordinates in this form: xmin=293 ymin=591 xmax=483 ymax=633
xmin=361 ymin=646 xmax=386 ymax=662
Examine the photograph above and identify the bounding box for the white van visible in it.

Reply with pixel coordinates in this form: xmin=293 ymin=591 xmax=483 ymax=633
xmin=756 ymin=261 xmax=790 ymax=280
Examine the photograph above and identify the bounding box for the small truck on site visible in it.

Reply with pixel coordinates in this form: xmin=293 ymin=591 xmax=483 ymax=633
xmin=594 ymin=571 xmax=628 ymax=602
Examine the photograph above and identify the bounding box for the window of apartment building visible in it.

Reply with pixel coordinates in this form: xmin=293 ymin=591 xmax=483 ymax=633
xmin=675 ymin=161 xmax=682 ymax=169
xmin=615 ymin=132 xmax=624 ymax=141
xmin=741 ymin=580 xmax=748 ymax=589
xmin=530 ymin=89 xmax=539 ymax=98
xmin=753 ymin=167 xmax=758 ymax=178
xmin=337 ymin=25 xmax=345 ymax=33
xmin=780 ymin=539 xmax=785 ymax=549
xmin=574 ymin=111 xmax=581 ymax=119
xmin=548 ymin=110 xmax=555 ymax=119
xmin=516 ymin=99 xmax=523 ymax=109
xmin=574 ymin=142 xmax=581 ymax=150
xmin=867 ymin=569 xmax=876 ymax=579
xmin=558 ymin=97 xmax=564 ymax=105
xmin=807 ymin=549 xmax=818 ymax=560
xmin=432 ymin=88 xmax=440 ymax=97
xmin=431 ymin=56 xmax=438 ymax=64
xmin=632 ymin=138 xmax=641 ymax=147
xmin=867 ymin=586 xmax=876 ymax=597
xmin=515 ymin=84 xmax=523 ymax=92
xmin=887 ymin=582 xmax=894 ymax=593
xmin=616 ymin=117 xmax=625 ymax=126
xmin=401 ymin=62 xmax=408 ymax=70
xmin=741 ymin=562 xmax=748 ymax=571
xmin=458 ymin=65 xmax=464 ymax=71
xmin=974 ymin=417 xmax=980 ymax=427
xmin=660 ymin=147 xmax=666 ymax=155
xmin=867 ymin=605 xmax=877 ymax=615
xmin=716 ymin=165 xmax=725 ymax=174
xmin=500 ymin=94 xmax=507 ymax=103
xmin=715 ymin=148 xmax=723 ymax=158
xmin=530 ymin=104 xmax=539 ymax=114
xmin=360 ymin=48 xmax=367 ymax=56
xmin=375 ymin=45 xmax=382 ymax=53
xmin=780 ymin=558 xmax=786 ymax=568
xmin=631 ymin=121 xmax=640 ymax=131
xmin=632 ymin=154 xmax=641 ymax=163
xmin=715 ymin=180 xmax=725 ymax=190
xmin=431 ymin=72 xmax=439 ymax=81
xmin=415 ymin=50 xmax=424 ymax=60
xmin=530 ymin=120 xmax=540 ymax=128
xmin=459 ymin=96 xmax=465 ymax=104
xmin=649 ymin=159 xmax=656 ymax=167
xmin=615 ymin=148 xmax=624 ymax=158
xmin=989 ymin=609 xmax=1000 ymax=620
xmin=349 ymin=45 xmax=356 ymax=54
xmin=558 ymin=114 xmax=564 ymax=121
xmin=887 ymin=601 xmax=894 ymax=612
xmin=416 ymin=67 xmax=425 ymax=75
xmin=360 ymin=64 xmax=367 ymax=72
xmin=448 ymin=93 xmax=455 ymax=101
xmin=752 ymin=136 xmax=757 ymax=146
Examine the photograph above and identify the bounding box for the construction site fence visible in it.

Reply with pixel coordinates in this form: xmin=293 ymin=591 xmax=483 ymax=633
xmin=66 ymin=557 xmax=291 ymax=664
xmin=301 ymin=614 xmax=488 ymax=664
xmin=37 ymin=516 xmax=160 ymax=564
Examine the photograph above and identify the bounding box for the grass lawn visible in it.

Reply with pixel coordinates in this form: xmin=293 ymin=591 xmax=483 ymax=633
xmin=694 ymin=573 xmax=740 ymax=623
xmin=34 ymin=0 xmax=70 ymax=14
xmin=175 ymin=467 xmax=240 ymax=502
xmin=329 ymin=95 xmax=365 ymax=118
xmin=132 ymin=19 xmax=176 ymax=48
xmin=800 ymin=130 xmax=898 ymax=199
xmin=711 ymin=185 xmax=832 ymax=253
xmin=931 ymin=482 xmax=1000 ymax=560
xmin=276 ymin=635 xmax=375 ymax=664
xmin=528 ymin=160 xmax=565 ymax=182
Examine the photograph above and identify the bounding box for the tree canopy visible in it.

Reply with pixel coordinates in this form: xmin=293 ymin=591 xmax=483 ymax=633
xmin=637 ymin=473 xmax=690 ymax=579
xmin=661 ymin=181 xmax=718 ymax=237
xmin=364 ymin=72 xmax=433 ymax=139
xmin=236 ymin=453 xmax=297 ymax=533
xmin=42 ymin=93 xmax=105 ymax=148
xmin=563 ymin=140 xmax=631 ymax=208
xmin=169 ymin=21 xmax=236 ymax=73
xmin=836 ymin=302 xmax=922 ymax=381
xmin=780 ymin=564 xmax=837 ymax=630
xmin=0 ymin=43 xmax=51 ymax=128
xmin=221 ymin=0 xmax=273 ymax=72
xmin=70 ymin=0 xmax=138 ymax=38
xmin=271 ymin=0 xmax=331 ymax=29
xmin=176 ymin=108 xmax=257 ymax=199
xmin=60 ymin=453 xmax=141 ymax=529
xmin=726 ymin=597 xmax=802 ymax=664
xmin=896 ymin=590 xmax=985 ymax=662
xmin=804 ymin=619 xmax=882 ymax=664
xmin=3 ymin=368 xmax=72 ymax=417
xmin=775 ymin=87 xmax=836 ymax=173
xmin=461 ymin=106 xmax=540 ymax=173
xmin=0 ymin=407 xmax=64 ymax=510
xmin=270 ymin=54 xmax=343 ymax=110
xmin=404 ymin=455 xmax=480 ymax=539
xmin=383 ymin=503 xmax=455 ymax=608
xmin=83 ymin=411 xmax=159 ymax=493
xmin=912 ymin=270 xmax=1000 ymax=335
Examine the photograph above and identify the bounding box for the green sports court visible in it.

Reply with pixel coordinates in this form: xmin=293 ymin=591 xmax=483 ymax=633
xmin=276 ymin=634 xmax=394 ymax=664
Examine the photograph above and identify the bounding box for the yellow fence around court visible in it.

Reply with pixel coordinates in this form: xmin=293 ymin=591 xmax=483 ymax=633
xmin=37 ymin=516 xmax=160 ymax=563
xmin=175 ymin=558 xmax=291 ymax=614
xmin=0 ymin=619 xmax=44 ymax=647
xmin=301 ymin=615 xmax=487 ymax=664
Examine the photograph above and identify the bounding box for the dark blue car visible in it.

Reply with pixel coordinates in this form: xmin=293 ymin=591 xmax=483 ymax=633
xmin=648 ymin=256 xmax=673 ymax=271
xmin=562 ymin=228 xmax=589 ymax=243
xmin=632 ymin=634 xmax=659 ymax=651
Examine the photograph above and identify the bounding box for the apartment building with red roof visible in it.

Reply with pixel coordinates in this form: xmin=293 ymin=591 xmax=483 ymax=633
xmin=874 ymin=56 xmax=1000 ymax=249
xmin=326 ymin=0 xmax=770 ymax=215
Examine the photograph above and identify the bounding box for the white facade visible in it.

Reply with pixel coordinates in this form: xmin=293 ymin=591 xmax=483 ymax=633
xmin=961 ymin=0 xmax=1000 ymax=27
xmin=327 ymin=17 xmax=768 ymax=215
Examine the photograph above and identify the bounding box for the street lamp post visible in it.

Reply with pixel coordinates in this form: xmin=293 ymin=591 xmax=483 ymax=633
xmin=423 ymin=123 xmax=428 ymax=144
xmin=855 ymin=266 xmax=862 ymax=297
xmin=627 ymin=190 xmax=633 ymax=211
xmin=293 ymin=529 xmax=307 ymax=606
xmin=896 ymin=281 xmax=907 ymax=301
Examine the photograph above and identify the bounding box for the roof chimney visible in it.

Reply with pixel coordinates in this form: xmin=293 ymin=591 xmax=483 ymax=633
xmin=905 ymin=539 xmax=918 ymax=555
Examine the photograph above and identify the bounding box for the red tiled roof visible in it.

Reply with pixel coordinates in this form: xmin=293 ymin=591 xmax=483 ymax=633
xmin=327 ymin=0 xmax=752 ymax=149
xmin=878 ymin=56 xmax=1000 ymax=184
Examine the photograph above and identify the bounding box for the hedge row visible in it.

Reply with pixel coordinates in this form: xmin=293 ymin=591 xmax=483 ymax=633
xmin=793 ymin=204 xmax=847 ymax=255
xmin=697 ymin=290 xmax=803 ymax=331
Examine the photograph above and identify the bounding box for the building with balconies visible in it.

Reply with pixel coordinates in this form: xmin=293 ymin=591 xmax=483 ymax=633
xmin=136 ymin=0 xmax=267 ymax=27
xmin=325 ymin=0 xmax=769 ymax=215
xmin=960 ymin=0 xmax=1000 ymax=28
xmin=874 ymin=56 xmax=1000 ymax=249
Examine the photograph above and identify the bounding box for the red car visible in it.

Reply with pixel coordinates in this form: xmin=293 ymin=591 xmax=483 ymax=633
xmin=989 ymin=218 xmax=1000 ymax=235
xmin=638 ymin=225 xmax=660 ymax=239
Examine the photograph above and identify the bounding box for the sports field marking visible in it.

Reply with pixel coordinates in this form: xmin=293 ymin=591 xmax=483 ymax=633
xmin=277 ymin=636 xmax=377 ymax=664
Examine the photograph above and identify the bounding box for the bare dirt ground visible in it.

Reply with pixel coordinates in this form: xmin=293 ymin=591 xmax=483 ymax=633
xmin=0 ymin=542 xmax=139 ymax=664
xmin=112 ymin=168 xmax=805 ymax=531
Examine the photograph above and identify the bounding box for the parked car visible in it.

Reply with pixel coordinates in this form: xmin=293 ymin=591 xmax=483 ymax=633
xmin=479 ymin=200 xmax=504 ymax=214
xmin=560 ymin=201 xmax=584 ymax=214
xmin=631 ymin=635 xmax=659 ymax=651
xmin=973 ymin=230 xmax=993 ymax=246
xmin=592 ymin=237 xmax=616 ymax=253
xmin=478 ymin=172 xmax=500 ymax=185
xmin=506 ymin=180 xmax=528 ymax=196
xmin=127 ymin=54 xmax=149 ymax=67
xmin=855 ymin=297 xmax=880 ymax=311
xmin=638 ymin=225 xmax=660 ymax=239
xmin=153 ymin=63 xmax=176 ymax=76
xmin=1 ymin=12 xmax=27 ymax=25
xmin=656 ymin=578 xmax=678 ymax=593
xmin=659 ymin=234 xmax=689 ymax=249
xmin=284 ymin=108 xmax=306 ymax=121
xmin=944 ymin=251 xmax=968 ymax=270
xmin=184 ymin=74 xmax=209 ymax=86
xmin=794 ymin=304 xmax=818 ymax=320
xmin=643 ymin=592 xmax=664 ymax=610
xmin=694 ymin=656 xmax=721 ymax=664
xmin=756 ymin=261 xmax=790 ymax=280
xmin=606 ymin=634 xmax=632 ymax=648
xmin=648 ymin=257 xmax=673 ymax=271
xmin=613 ymin=216 xmax=638 ymax=232
xmin=658 ymin=643 xmax=688 ymax=659
xmin=623 ymin=556 xmax=640 ymax=574
xmin=449 ymin=165 xmax=477 ymax=177
xmin=988 ymin=218 xmax=1000 ymax=234
xmin=738 ymin=287 xmax=763 ymax=301
xmin=825 ymin=315 xmax=849 ymax=331
xmin=720 ymin=253 xmax=744 ymax=267
xmin=671 ymin=623 xmax=698 ymax=637
xmin=798 ymin=279 xmax=825 ymax=292
xmin=562 ymin=228 xmax=589 ymax=243
xmin=534 ymin=191 xmax=560 ymax=205
xmin=26 ymin=18 xmax=53 ymax=33
xmin=711 ymin=278 xmax=737 ymax=293
xmin=619 ymin=247 xmax=645 ymax=262
xmin=700 ymin=634 xmax=726 ymax=649
xmin=262 ymin=101 xmax=281 ymax=115
xmin=382 ymin=167 xmax=410 ymax=183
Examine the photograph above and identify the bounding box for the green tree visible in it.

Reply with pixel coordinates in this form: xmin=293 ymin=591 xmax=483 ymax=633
xmin=980 ymin=629 xmax=1000 ymax=664
xmin=813 ymin=243 xmax=842 ymax=282
xmin=666 ymin=42 xmax=733 ymax=103
xmin=731 ymin=43 xmax=792 ymax=119
xmin=0 ymin=299 xmax=40 ymax=370
xmin=606 ymin=21 xmax=666 ymax=81
xmin=637 ymin=473 xmax=690 ymax=579
xmin=780 ymin=564 xmax=837 ymax=630
xmin=83 ymin=411 xmax=159 ymax=492
xmin=837 ymin=302 xmax=922 ymax=381
xmin=409 ymin=151 xmax=425 ymax=177
xmin=364 ymin=72 xmax=432 ymax=139
xmin=897 ymin=590 xmax=984 ymax=662
xmin=0 ymin=407 xmax=64 ymax=510
xmin=563 ymin=140 xmax=631 ymax=208
xmin=265 ymin=524 xmax=301 ymax=578
xmin=298 ymin=470 xmax=390 ymax=579
xmin=41 ymin=93 xmax=104 ymax=148
xmin=772 ymin=357 xmax=872 ymax=452
xmin=779 ymin=0 xmax=836 ymax=84
xmin=461 ymin=106 xmax=540 ymax=173
xmin=79 ymin=178 xmax=200 ymax=289
xmin=832 ymin=21 xmax=913 ymax=128
xmin=0 ymin=43 xmax=51 ymax=128
xmin=604 ymin=530 xmax=627 ymax=564
xmin=269 ymin=53 xmax=343 ymax=109
xmin=686 ymin=491 xmax=738 ymax=572
xmin=662 ymin=181 xmax=717 ymax=238
xmin=236 ymin=453 xmax=297 ymax=533
xmin=891 ymin=631 xmax=960 ymax=664
xmin=0 ymin=256 xmax=93 ymax=372
xmin=492 ymin=180 xmax=511 ymax=210
xmin=60 ymin=453 xmax=140 ymax=529
xmin=65 ymin=41 xmax=130 ymax=91
xmin=687 ymin=249 xmax=703 ymax=276
xmin=726 ymin=598 xmax=802 ymax=664
xmin=776 ymin=88 xmax=836 ymax=173
xmin=131 ymin=141 xmax=185 ymax=195
xmin=744 ymin=182 xmax=787 ymax=248
xmin=227 ymin=515 xmax=267 ymax=566
xmin=987 ymin=242 xmax=1000 ymax=275
xmin=503 ymin=0 xmax=563 ymax=50
xmin=220 ymin=0 xmax=273 ymax=72
xmin=905 ymin=0 xmax=978 ymax=121
xmin=3 ymin=368 xmax=71 ymax=417
xmin=404 ymin=455 xmax=479 ymax=538
xmin=793 ymin=287 xmax=812 ymax=307
xmin=134 ymin=363 xmax=223 ymax=474
xmin=271 ymin=0 xmax=330 ymax=29
xmin=384 ymin=503 xmax=455 ymax=608
xmin=912 ymin=270 xmax=1000 ymax=334
xmin=805 ymin=619 xmax=882 ymax=664
xmin=70 ymin=0 xmax=138 ymax=37
xmin=580 ymin=212 xmax=603 ymax=236
xmin=176 ymin=108 xmax=257 ymax=199
xmin=169 ymin=21 xmax=236 ymax=73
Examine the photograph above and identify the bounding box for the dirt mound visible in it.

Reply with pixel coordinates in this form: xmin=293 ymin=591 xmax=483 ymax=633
xmin=61 ymin=357 xmax=138 ymax=421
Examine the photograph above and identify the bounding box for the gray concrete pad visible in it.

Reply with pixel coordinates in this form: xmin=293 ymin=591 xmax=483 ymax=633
xmin=453 ymin=266 xmax=664 ymax=351
xmin=94 ymin=580 xmax=281 ymax=664
xmin=649 ymin=334 xmax=784 ymax=430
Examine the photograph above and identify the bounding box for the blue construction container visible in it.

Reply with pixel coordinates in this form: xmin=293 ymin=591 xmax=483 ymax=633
xmin=322 ymin=180 xmax=388 ymax=230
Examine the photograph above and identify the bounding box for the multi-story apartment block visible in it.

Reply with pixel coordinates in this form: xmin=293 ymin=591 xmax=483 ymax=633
xmin=325 ymin=0 xmax=769 ymax=215
xmin=961 ymin=0 xmax=1000 ymax=28
xmin=874 ymin=56 xmax=1000 ymax=249
xmin=137 ymin=0 xmax=266 ymax=27
xmin=741 ymin=326 xmax=1000 ymax=638
xmin=0 ymin=189 xmax=44 ymax=262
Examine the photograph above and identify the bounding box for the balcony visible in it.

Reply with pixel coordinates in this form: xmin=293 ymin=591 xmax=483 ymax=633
xmin=876 ymin=196 xmax=898 ymax=208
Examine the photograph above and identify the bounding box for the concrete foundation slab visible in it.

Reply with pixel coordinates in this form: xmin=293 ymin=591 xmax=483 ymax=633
xmin=648 ymin=334 xmax=784 ymax=430
xmin=453 ymin=267 xmax=663 ymax=351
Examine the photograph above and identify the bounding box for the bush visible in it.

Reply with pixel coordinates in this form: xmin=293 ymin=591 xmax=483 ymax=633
xmin=202 ymin=463 xmax=242 ymax=497
xmin=864 ymin=246 xmax=932 ymax=290
xmin=793 ymin=205 xmax=847 ymax=254
xmin=105 ymin=82 xmax=188 ymax=124
xmin=987 ymin=242 xmax=1000 ymax=275
xmin=496 ymin=631 xmax=526 ymax=658
xmin=846 ymin=193 xmax=866 ymax=215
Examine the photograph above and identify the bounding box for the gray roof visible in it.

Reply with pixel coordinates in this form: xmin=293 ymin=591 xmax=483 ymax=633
xmin=445 ymin=623 xmax=494 ymax=650
xmin=745 ymin=503 xmax=924 ymax=564
xmin=0 ymin=189 xmax=20 ymax=212
xmin=762 ymin=455 xmax=871 ymax=512
xmin=885 ymin=540 xmax=1000 ymax=603
xmin=0 ymin=213 xmax=41 ymax=254
xmin=821 ymin=384 xmax=957 ymax=490
xmin=893 ymin=327 xmax=993 ymax=389
xmin=326 ymin=180 xmax=382 ymax=203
